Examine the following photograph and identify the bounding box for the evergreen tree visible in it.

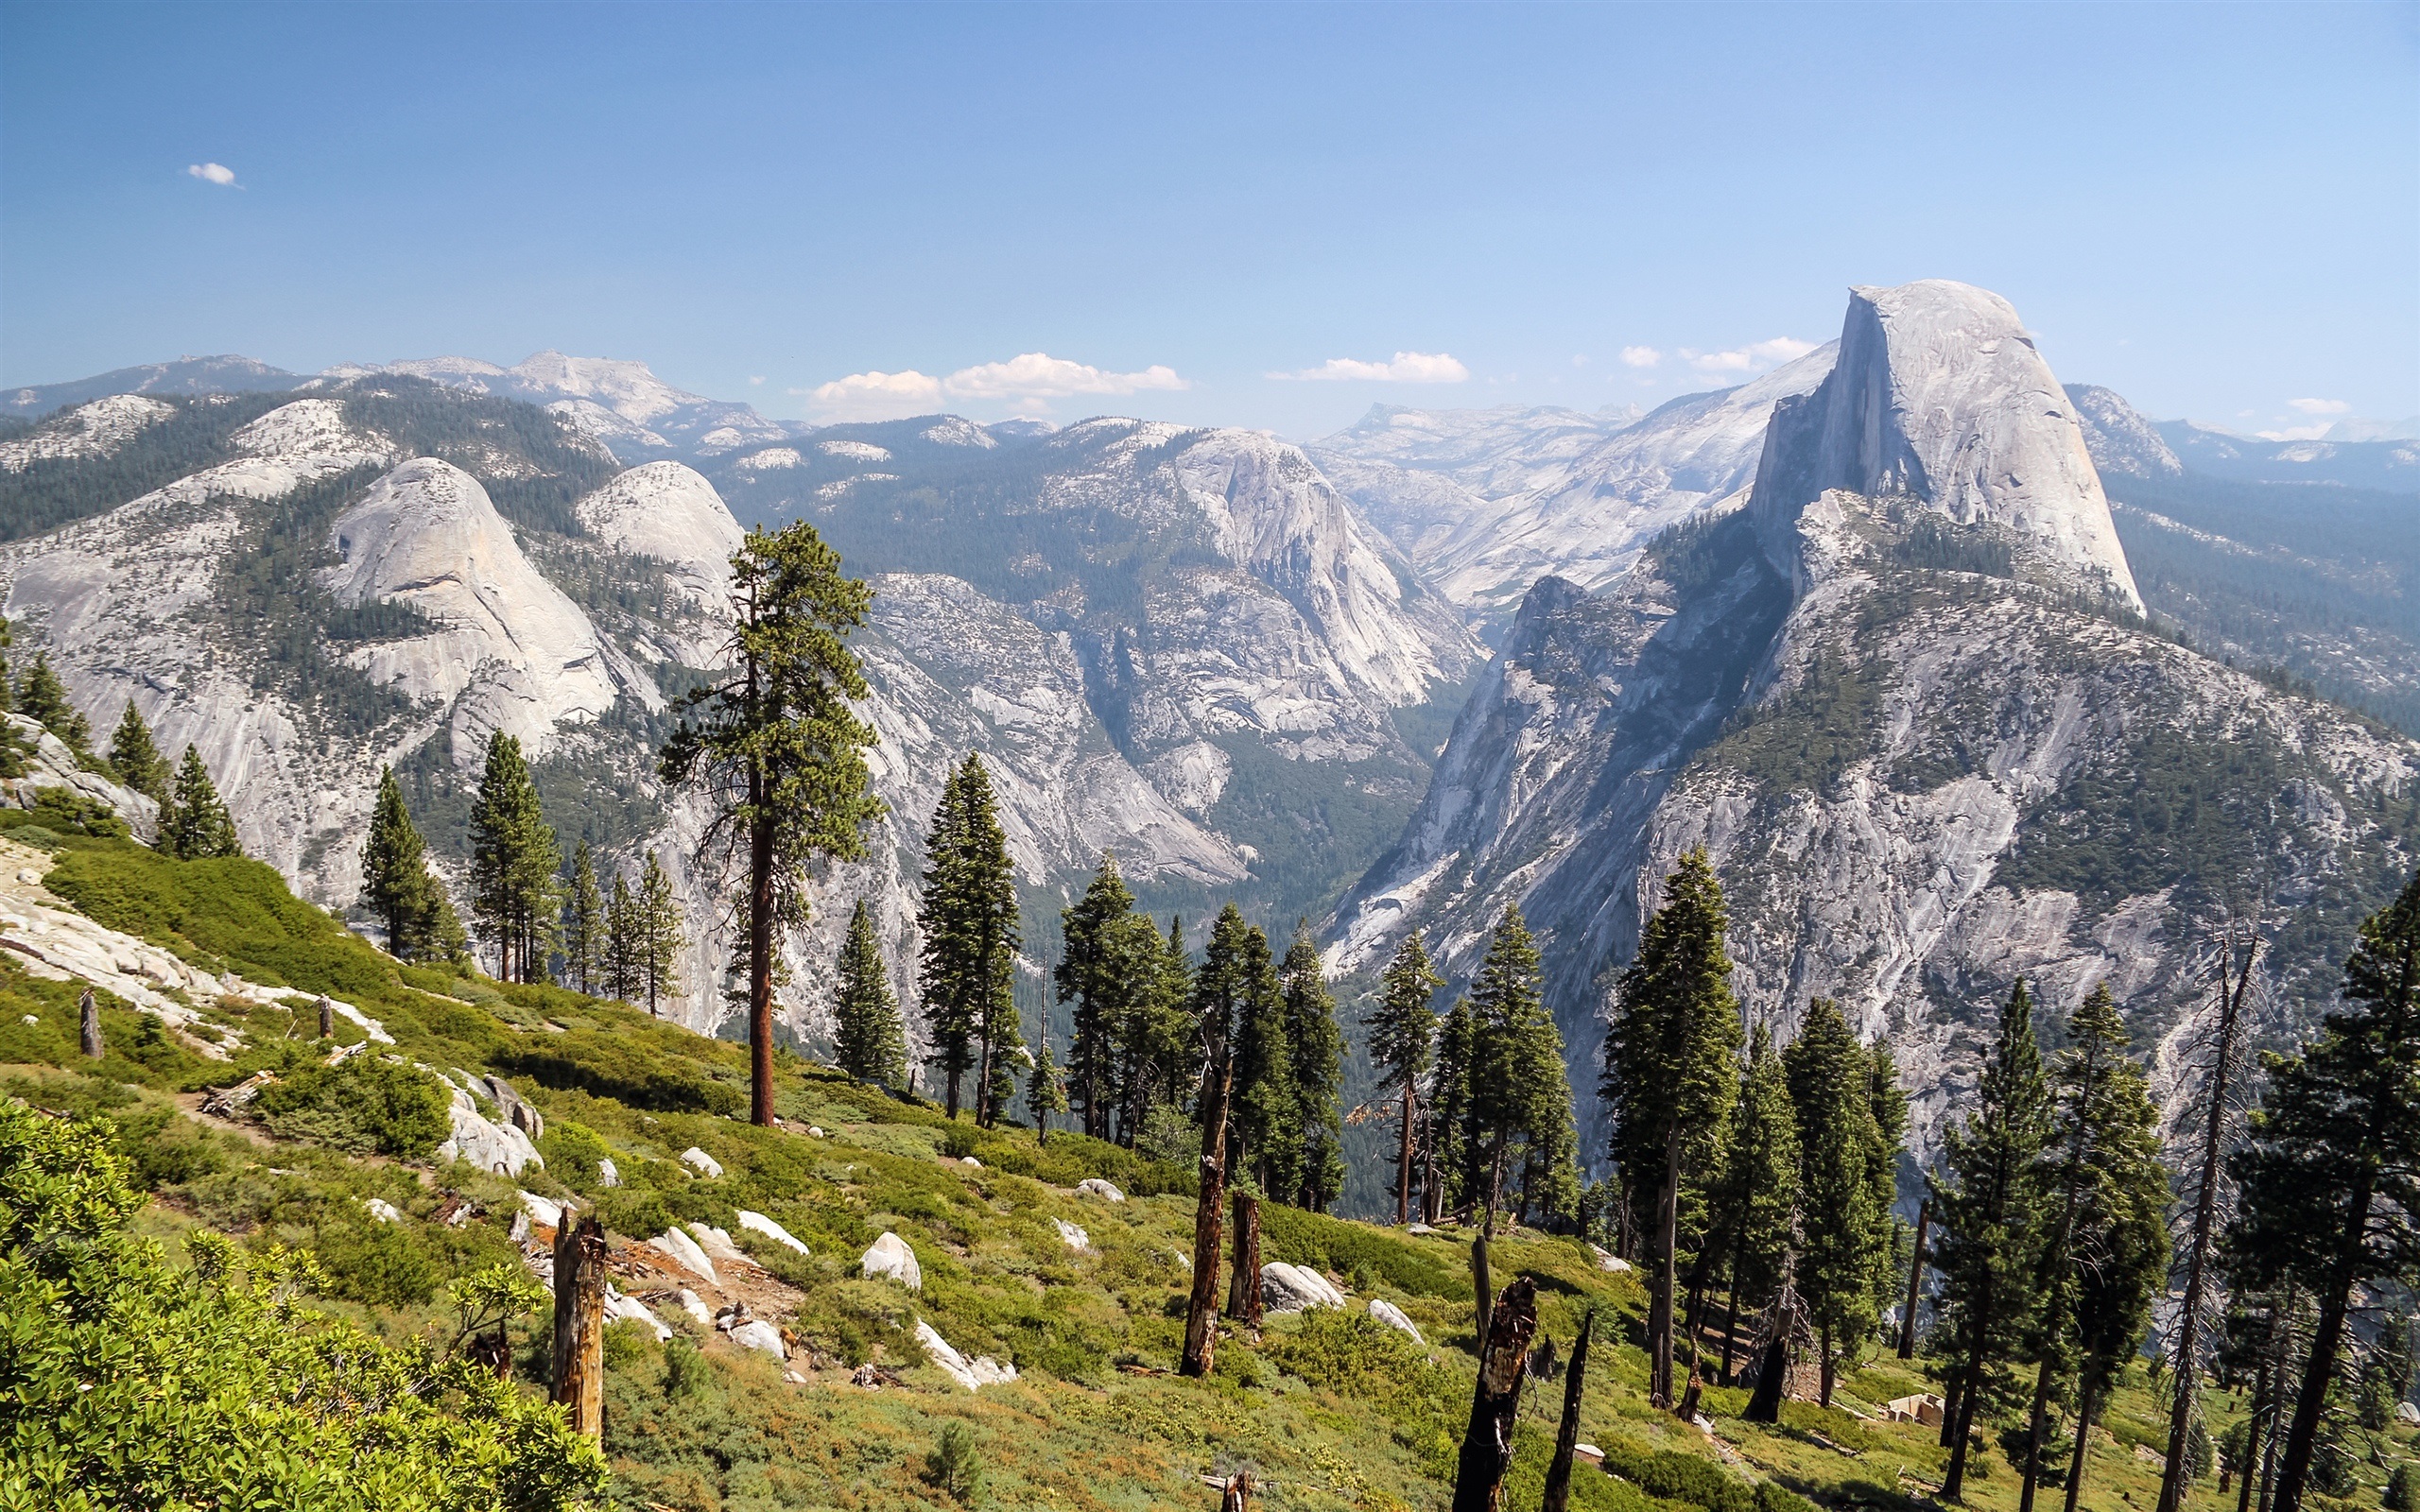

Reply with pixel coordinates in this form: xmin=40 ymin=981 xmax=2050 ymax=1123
xmin=1280 ymin=921 xmax=1346 ymax=1212
xmin=2230 ymin=864 xmax=2420 ymax=1512
xmin=917 ymin=755 xmax=1019 ymax=1123
xmin=635 ymin=850 xmax=685 ymax=1018
xmin=1028 ymin=1026 xmax=1069 ymax=1144
xmin=834 ymin=898 xmax=908 ymax=1090
xmin=2030 ymin=985 xmax=2169 ymax=1512
xmin=1469 ymin=906 xmax=1579 ymax=1227
xmin=1710 ymin=1025 xmax=1800 ymax=1383
xmin=1605 ymin=849 xmax=1744 ymax=1409
xmin=1865 ymin=1039 xmax=1913 ymax=1325
xmin=358 ymin=766 xmax=437 ymax=957
xmin=466 ymin=732 xmax=560 ymax=984
xmin=161 ymin=744 xmax=240 ymax=860
xmin=1931 ymin=979 xmax=2053 ymax=1500
xmin=0 ymin=615 xmax=13 ymax=713
xmin=1367 ymin=929 xmax=1444 ymax=1225
xmin=1785 ymin=998 xmax=1889 ymax=1407
xmin=560 ymin=841 xmax=605 ymax=995
xmin=1205 ymin=906 xmax=1291 ymax=1192
xmin=107 ymin=701 xmax=167 ymax=803
xmin=1430 ymin=994 xmax=1478 ymax=1220
xmin=14 ymin=652 xmax=89 ymax=750
xmin=658 ymin=520 xmax=884 ymax=1125
xmin=603 ymin=873 xmax=638 ymax=1003
xmin=1057 ymin=853 xmax=1137 ymax=1141
xmin=1118 ymin=913 xmax=1194 ymax=1145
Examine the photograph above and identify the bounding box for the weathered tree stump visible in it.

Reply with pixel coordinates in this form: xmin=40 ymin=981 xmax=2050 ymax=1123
xmin=1180 ymin=1051 xmax=1236 ymax=1379
xmin=78 ymin=988 xmax=101 ymax=1060
xmin=1452 ymin=1274 xmax=1539 ymax=1512
xmin=1542 ymin=1306 xmax=1596 ymax=1512
xmin=1225 ymin=1191 xmax=1262 ymax=1330
xmin=550 ymin=1206 xmax=608 ymax=1442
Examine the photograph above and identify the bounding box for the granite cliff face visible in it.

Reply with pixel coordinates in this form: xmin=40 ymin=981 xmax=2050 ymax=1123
xmin=0 ymin=379 xmax=1467 ymax=1049
xmin=1333 ymin=281 xmax=2420 ymax=1187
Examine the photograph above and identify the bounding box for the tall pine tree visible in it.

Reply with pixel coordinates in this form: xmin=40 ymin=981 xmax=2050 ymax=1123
xmin=1605 ymin=850 xmax=1743 ymax=1409
xmin=658 ymin=520 xmax=884 ymax=1125
xmin=161 ymin=744 xmax=240 ymax=860
xmin=359 ymin=766 xmax=438 ymax=957
xmin=1057 ymin=853 xmax=1138 ymax=1141
xmin=1212 ymin=907 xmax=1293 ymax=1193
xmin=467 ymin=732 xmax=560 ymax=984
xmin=1711 ymin=1026 xmax=1799 ymax=1383
xmin=604 ymin=872 xmax=638 ymax=1003
xmin=1785 ymin=998 xmax=1889 ymax=1407
xmin=1430 ymin=995 xmax=1478 ymax=1221
xmin=1469 ymin=907 xmax=1578 ymax=1228
xmin=1931 ymin=979 xmax=2053 ymax=1501
xmin=1368 ymin=929 xmax=1443 ymax=1225
xmin=834 ymin=897 xmax=907 ymax=1090
xmin=108 ymin=701 xmax=167 ymax=802
xmin=1280 ymin=921 xmax=1346 ymax=1212
xmin=14 ymin=653 xmax=89 ymax=750
xmin=560 ymin=841 xmax=605 ymax=995
xmin=917 ymin=755 xmax=1020 ymax=1123
xmin=2231 ymin=864 xmax=2420 ymax=1512
xmin=1028 ymin=1025 xmax=1069 ymax=1144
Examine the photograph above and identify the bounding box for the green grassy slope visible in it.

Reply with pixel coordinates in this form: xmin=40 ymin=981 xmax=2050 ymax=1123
xmin=5 ymin=828 xmax=2410 ymax=1512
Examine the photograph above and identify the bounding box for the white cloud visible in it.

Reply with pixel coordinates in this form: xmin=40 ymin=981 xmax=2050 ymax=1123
xmin=185 ymin=162 xmax=239 ymax=187
xmin=2255 ymin=424 xmax=2333 ymax=442
xmin=748 ymin=375 xmax=765 ymax=387
xmin=1678 ymin=336 xmax=1816 ymax=375
xmin=941 ymin=352 xmax=1185 ymax=401
xmin=1619 ymin=346 xmax=1662 ymax=369
xmin=804 ymin=352 xmax=1186 ymax=420
xmin=2287 ymin=397 xmax=2349 ymax=415
xmin=1270 ymin=351 xmax=1469 ymax=383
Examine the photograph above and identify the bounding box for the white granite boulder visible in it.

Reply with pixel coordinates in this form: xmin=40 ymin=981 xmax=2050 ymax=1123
xmin=1260 ymin=1261 xmax=1346 ymax=1314
xmin=1076 ymin=1178 xmax=1125 ymax=1202
xmin=914 ymin=1317 xmax=1016 ymax=1390
xmin=648 ymin=1227 xmax=719 ymax=1285
xmin=679 ymin=1146 xmax=723 ymax=1179
xmin=1054 ymin=1218 xmax=1091 ymax=1252
xmin=437 ymin=1088 xmax=544 ymax=1177
xmin=861 ymin=1231 xmax=922 ymax=1290
xmin=727 ymin=1318 xmax=786 ymax=1360
xmin=737 ymin=1210 xmax=809 ymax=1256
xmin=1368 ymin=1297 xmax=1425 ymax=1344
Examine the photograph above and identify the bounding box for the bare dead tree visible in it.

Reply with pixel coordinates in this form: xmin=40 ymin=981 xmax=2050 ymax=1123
xmin=550 ymin=1205 xmax=608 ymax=1443
xmin=1453 ymin=1274 xmax=1540 ymax=1512
xmin=2157 ymin=927 xmax=2261 ymax=1512
xmin=1542 ymin=1307 xmax=1598 ymax=1512
xmin=1181 ymin=1042 xmax=1236 ymax=1379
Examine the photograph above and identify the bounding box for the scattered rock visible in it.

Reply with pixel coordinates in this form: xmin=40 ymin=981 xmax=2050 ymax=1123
xmin=436 ymin=1088 xmax=544 ymax=1177
xmin=596 ymin=1157 xmax=620 ymax=1188
xmin=1407 ymin=1222 xmax=1440 ymax=1235
xmin=2399 ymin=1401 xmax=2420 ymax=1425
xmin=518 ymin=1191 xmax=564 ymax=1230
xmin=648 ymin=1227 xmax=719 ymax=1285
xmin=805 ymin=1125 xmax=826 ymax=1138
xmin=675 ymin=1288 xmax=712 ymax=1328
xmin=1589 ymin=1244 xmax=1632 ymax=1274
xmin=737 ymin=1210 xmax=809 ymax=1256
xmin=914 ymin=1317 xmax=1016 ymax=1390
xmin=1076 ymin=1178 xmax=1126 ymax=1202
xmin=1260 ymin=1262 xmax=1346 ymax=1314
xmin=362 ymin=1196 xmax=404 ymax=1224
xmin=1054 ymin=1218 xmax=1091 ymax=1252
xmin=1368 ymin=1297 xmax=1425 ymax=1343
xmin=482 ymin=1074 xmax=543 ymax=1140
xmin=728 ymin=1319 xmax=786 ymax=1360
xmin=604 ymin=1285 xmax=671 ymax=1342
xmin=679 ymin=1146 xmax=723 ymax=1179
xmin=959 ymin=1155 xmax=982 ymax=1168
xmin=687 ymin=1222 xmax=751 ymax=1265
xmin=860 ymin=1231 xmax=922 ymax=1290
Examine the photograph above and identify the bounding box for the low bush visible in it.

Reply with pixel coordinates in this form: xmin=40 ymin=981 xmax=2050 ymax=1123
xmin=1599 ymin=1436 xmax=1754 ymax=1512
xmin=497 ymin=1030 xmax=745 ymax=1117
xmin=1260 ymin=1203 xmax=1471 ymax=1302
xmin=254 ymin=1056 xmax=451 ymax=1158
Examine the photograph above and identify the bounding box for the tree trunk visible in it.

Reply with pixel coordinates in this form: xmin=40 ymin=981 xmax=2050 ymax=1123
xmin=1226 ymin=1190 xmax=1262 ymax=1330
xmin=2064 ymin=1385 xmax=2100 ymax=1512
xmin=976 ymin=1011 xmax=994 ymax=1129
xmin=1945 ymin=1380 xmax=1982 ymax=1502
xmin=2273 ymin=1251 xmax=2358 ymax=1512
xmin=1651 ymin=1119 xmax=1682 ymax=1408
xmin=78 ymin=988 xmax=101 ymax=1060
xmin=1899 ymin=1197 xmax=1931 ymax=1358
xmin=550 ymin=1208 xmax=607 ymax=1443
xmin=1220 ymin=1469 xmax=1253 ymax=1512
xmin=1453 ymin=1275 xmax=1539 ymax=1512
xmin=1718 ymin=1287 xmax=1742 ymax=1388
xmin=1819 ymin=1320 xmax=1836 ymax=1408
xmin=1472 ymin=1234 xmax=1493 ymax=1348
xmin=317 ymin=995 xmax=334 ymax=1040
xmin=748 ymin=752 xmax=777 ymax=1126
xmin=2019 ymin=1351 xmax=2056 ymax=1512
xmin=1542 ymin=1308 xmax=1597 ymax=1512
xmin=2160 ymin=936 xmax=2256 ymax=1512
xmin=1399 ymin=1082 xmax=1417 ymax=1227
xmin=1941 ymin=1363 xmax=1964 ymax=1448
xmin=1180 ymin=1049 xmax=1236 ymax=1379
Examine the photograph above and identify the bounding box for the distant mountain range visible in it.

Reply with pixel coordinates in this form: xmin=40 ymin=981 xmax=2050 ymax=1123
xmin=2 ymin=293 xmax=2413 ymax=1214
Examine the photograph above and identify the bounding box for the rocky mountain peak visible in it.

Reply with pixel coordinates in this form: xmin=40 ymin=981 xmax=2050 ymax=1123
xmin=1751 ymin=279 xmax=2142 ymax=609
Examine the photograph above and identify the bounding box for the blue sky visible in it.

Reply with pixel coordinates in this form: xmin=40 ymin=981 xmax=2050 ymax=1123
xmin=4 ymin=2 xmax=2414 ymax=439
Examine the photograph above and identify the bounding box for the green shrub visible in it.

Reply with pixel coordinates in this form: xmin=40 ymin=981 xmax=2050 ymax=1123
xmin=1260 ymin=1203 xmax=1470 ymax=1302
xmin=309 ymin=1216 xmax=445 ymax=1308
xmin=1599 ymin=1437 xmax=1754 ymax=1512
xmin=537 ymin=1119 xmax=613 ymax=1191
xmin=925 ymin=1420 xmax=985 ymax=1502
xmin=496 ymin=1030 xmax=744 ymax=1117
xmin=2385 ymin=1463 xmax=2418 ymax=1511
xmin=254 ymin=1056 xmax=450 ymax=1158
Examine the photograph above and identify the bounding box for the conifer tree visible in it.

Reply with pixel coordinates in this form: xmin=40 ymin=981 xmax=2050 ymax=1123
xmin=1368 ymin=929 xmax=1444 ymax=1225
xmin=1057 ymin=853 xmax=1137 ymax=1141
xmin=1711 ymin=1025 xmax=1800 ymax=1383
xmin=560 ymin=841 xmax=605 ymax=995
xmin=0 ymin=615 xmax=13 ymax=713
xmin=1932 ymin=979 xmax=2053 ymax=1500
xmin=635 ymin=850 xmax=685 ymax=1018
xmin=1117 ymin=912 xmax=1193 ymax=1145
xmin=359 ymin=766 xmax=437 ymax=956
xmin=1028 ymin=1026 xmax=1069 ymax=1143
xmin=1605 ymin=849 xmax=1744 ymax=1409
xmin=1431 ymin=995 xmax=1478 ymax=1220
xmin=108 ymin=701 xmax=167 ymax=803
xmin=658 ymin=520 xmax=884 ymax=1125
xmin=917 ymin=755 xmax=1019 ymax=1123
xmin=833 ymin=898 xmax=908 ymax=1089
xmin=2019 ymin=984 xmax=2169 ymax=1512
xmin=162 ymin=744 xmax=240 ymax=860
xmin=1470 ymin=906 xmax=1578 ymax=1227
xmin=1280 ymin=921 xmax=1346 ymax=1212
xmin=1785 ymin=998 xmax=1889 ymax=1407
xmin=14 ymin=653 xmax=88 ymax=750
xmin=603 ymin=873 xmax=638 ymax=1003
xmin=2230 ymin=864 xmax=2420 ymax=1512
xmin=467 ymin=732 xmax=560 ymax=984
xmin=1209 ymin=907 xmax=1292 ymax=1192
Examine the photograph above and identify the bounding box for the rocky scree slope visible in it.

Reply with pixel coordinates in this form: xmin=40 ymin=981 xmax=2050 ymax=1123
xmin=1331 ymin=279 xmax=2420 ymax=1186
